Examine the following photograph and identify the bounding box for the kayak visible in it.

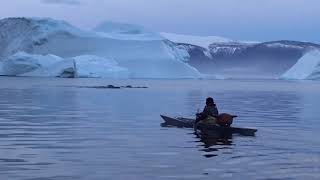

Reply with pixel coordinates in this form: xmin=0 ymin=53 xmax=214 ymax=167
xmin=160 ymin=115 xmax=257 ymax=136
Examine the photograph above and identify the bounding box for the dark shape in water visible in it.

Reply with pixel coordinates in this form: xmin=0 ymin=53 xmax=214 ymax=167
xmin=77 ymin=85 xmax=148 ymax=89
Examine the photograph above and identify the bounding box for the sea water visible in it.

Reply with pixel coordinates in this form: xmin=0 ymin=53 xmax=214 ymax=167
xmin=0 ymin=77 xmax=319 ymax=180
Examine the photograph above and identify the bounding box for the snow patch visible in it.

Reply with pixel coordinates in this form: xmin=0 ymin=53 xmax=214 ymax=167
xmin=281 ymin=50 xmax=320 ymax=80
xmin=160 ymin=32 xmax=233 ymax=49
xmin=265 ymin=43 xmax=304 ymax=49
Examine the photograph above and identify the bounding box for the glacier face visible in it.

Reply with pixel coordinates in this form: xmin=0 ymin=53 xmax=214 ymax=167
xmin=281 ymin=50 xmax=320 ymax=80
xmin=0 ymin=18 xmax=201 ymax=79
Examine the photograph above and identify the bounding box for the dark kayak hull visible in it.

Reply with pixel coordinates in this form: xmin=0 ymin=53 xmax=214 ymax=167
xmin=160 ymin=115 xmax=257 ymax=136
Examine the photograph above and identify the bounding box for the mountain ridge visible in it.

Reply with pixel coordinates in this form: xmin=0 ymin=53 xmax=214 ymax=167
xmin=162 ymin=32 xmax=320 ymax=79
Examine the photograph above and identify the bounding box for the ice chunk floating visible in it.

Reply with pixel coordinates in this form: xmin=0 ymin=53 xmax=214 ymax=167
xmin=281 ymin=50 xmax=320 ymax=80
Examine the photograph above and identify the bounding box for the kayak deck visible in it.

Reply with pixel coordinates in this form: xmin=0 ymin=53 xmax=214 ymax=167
xmin=160 ymin=115 xmax=257 ymax=136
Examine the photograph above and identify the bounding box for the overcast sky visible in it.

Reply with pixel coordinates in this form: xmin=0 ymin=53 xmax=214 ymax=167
xmin=1 ymin=0 xmax=319 ymax=42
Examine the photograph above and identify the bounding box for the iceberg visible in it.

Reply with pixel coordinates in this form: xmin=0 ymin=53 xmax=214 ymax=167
xmin=1 ymin=52 xmax=131 ymax=78
xmin=281 ymin=50 xmax=320 ymax=80
xmin=0 ymin=18 xmax=202 ymax=79
xmin=1 ymin=52 xmax=63 ymax=76
xmin=308 ymin=68 xmax=320 ymax=80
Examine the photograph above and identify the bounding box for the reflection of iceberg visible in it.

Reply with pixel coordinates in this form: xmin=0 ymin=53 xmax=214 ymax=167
xmin=0 ymin=17 xmax=202 ymax=79
xmin=281 ymin=50 xmax=320 ymax=80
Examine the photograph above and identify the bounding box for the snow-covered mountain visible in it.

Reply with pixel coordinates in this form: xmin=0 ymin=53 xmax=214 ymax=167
xmin=162 ymin=33 xmax=320 ymax=79
xmin=0 ymin=18 xmax=201 ymax=79
xmin=160 ymin=32 xmax=234 ymax=48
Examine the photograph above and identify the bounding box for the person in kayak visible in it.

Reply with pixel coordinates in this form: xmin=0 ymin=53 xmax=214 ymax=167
xmin=195 ymin=97 xmax=219 ymax=125
xmin=194 ymin=97 xmax=236 ymax=130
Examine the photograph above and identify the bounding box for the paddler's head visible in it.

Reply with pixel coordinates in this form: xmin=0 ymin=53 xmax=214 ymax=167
xmin=206 ymin=97 xmax=215 ymax=106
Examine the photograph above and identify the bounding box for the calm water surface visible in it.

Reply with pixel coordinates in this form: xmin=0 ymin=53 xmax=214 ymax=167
xmin=0 ymin=77 xmax=319 ymax=180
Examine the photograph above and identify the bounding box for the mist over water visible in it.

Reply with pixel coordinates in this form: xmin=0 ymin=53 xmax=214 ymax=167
xmin=0 ymin=77 xmax=319 ymax=180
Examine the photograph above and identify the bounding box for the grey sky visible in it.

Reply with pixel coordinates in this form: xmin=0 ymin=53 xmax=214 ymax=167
xmin=1 ymin=0 xmax=319 ymax=42
xmin=41 ymin=0 xmax=81 ymax=5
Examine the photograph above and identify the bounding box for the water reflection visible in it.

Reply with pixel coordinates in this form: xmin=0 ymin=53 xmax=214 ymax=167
xmin=0 ymin=78 xmax=319 ymax=180
xmin=194 ymin=130 xmax=233 ymax=158
xmin=161 ymin=122 xmax=234 ymax=158
xmin=0 ymin=87 xmax=85 ymax=180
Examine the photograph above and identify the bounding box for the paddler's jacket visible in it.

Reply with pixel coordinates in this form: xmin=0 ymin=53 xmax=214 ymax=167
xmin=196 ymin=105 xmax=219 ymax=124
xmin=202 ymin=105 xmax=219 ymax=118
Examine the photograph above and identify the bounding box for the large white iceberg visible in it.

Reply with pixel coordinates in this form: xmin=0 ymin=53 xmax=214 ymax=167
xmin=1 ymin=52 xmax=64 ymax=76
xmin=160 ymin=32 xmax=233 ymax=49
xmin=0 ymin=52 xmax=130 ymax=78
xmin=0 ymin=18 xmax=202 ymax=79
xmin=281 ymin=50 xmax=320 ymax=80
